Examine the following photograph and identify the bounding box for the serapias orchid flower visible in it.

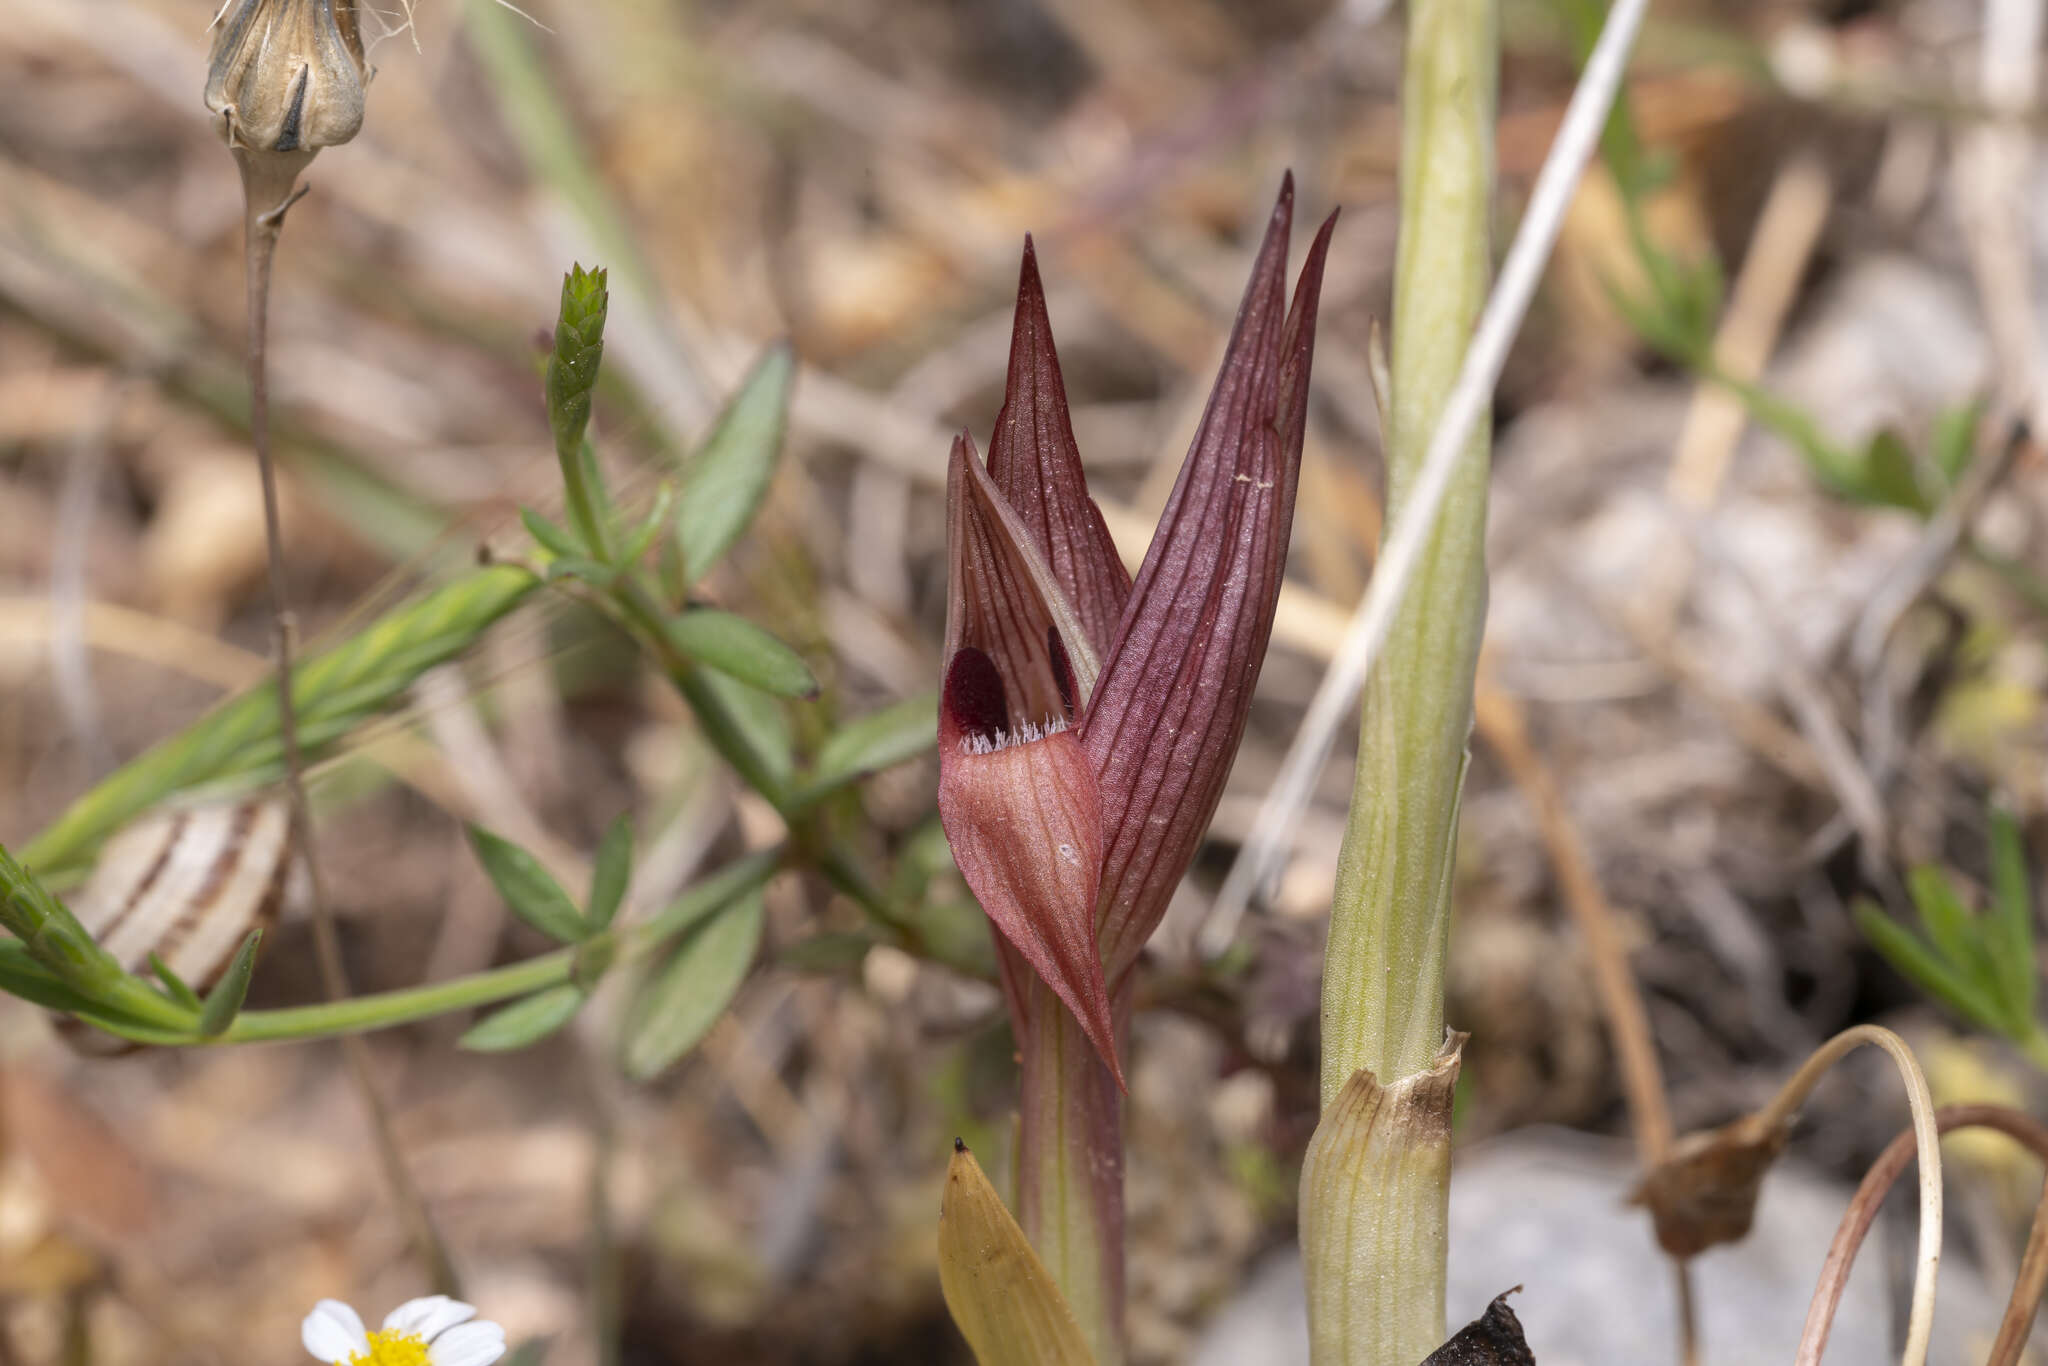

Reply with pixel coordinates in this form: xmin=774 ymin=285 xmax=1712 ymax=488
xmin=938 ymin=175 xmax=1335 ymax=1083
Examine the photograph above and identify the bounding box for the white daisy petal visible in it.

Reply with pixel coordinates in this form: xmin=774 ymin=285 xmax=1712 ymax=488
xmin=426 ymin=1320 xmax=507 ymax=1366
xmin=301 ymin=1300 xmax=370 ymax=1363
xmin=384 ymin=1295 xmax=477 ymax=1341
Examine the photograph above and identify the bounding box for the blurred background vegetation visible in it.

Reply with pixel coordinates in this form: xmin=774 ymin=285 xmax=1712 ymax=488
xmin=5 ymin=0 xmax=2048 ymax=1361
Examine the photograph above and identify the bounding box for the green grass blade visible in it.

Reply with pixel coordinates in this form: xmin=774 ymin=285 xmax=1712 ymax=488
xmin=1989 ymin=807 xmax=2037 ymax=1020
xmin=1856 ymin=898 xmax=2011 ymax=1036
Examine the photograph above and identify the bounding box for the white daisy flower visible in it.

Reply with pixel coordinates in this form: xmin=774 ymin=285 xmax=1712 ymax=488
xmin=301 ymin=1295 xmax=507 ymax=1366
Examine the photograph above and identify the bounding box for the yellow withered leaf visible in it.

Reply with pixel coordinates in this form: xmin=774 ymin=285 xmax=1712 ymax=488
xmin=938 ymin=1140 xmax=1098 ymax=1366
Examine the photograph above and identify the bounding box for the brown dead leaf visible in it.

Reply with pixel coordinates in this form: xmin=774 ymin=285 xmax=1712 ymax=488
xmin=1421 ymin=1289 xmax=1535 ymax=1365
xmin=1629 ymin=1111 xmax=1791 ymax=1258
xmin=1 ymin=1067 xmax=156 ymax=1243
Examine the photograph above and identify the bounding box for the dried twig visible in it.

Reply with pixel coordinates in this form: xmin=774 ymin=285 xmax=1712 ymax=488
xmin=1760 ymin=1026 xmax=1943 ymax=1366
xmin=239 ymin=169 xmax=458 ymax=1294
xmin=1798 ymin=1102 xmax=2048 ymax=1366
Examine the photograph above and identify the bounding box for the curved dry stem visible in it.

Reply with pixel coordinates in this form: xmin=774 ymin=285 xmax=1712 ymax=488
xmin=1798 ymin=1103 xmax=2048 ymax=1366
xmin=1770 ymin=1026 xmax=1943 ymax=1366
xmin=1991 ymin=1121 xmax=2048 ymax=1366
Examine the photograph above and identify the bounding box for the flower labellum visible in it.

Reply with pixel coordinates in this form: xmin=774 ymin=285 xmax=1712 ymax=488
xmin=938 ymin=176 xmax=1336 ymax=1080
xmin=205 ymin=0 xmax=368 ymax=166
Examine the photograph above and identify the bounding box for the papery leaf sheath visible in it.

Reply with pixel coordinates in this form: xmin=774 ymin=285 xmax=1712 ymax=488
xmin=946 ymin=434 xmax=1101 ymax=727
xmin=987 ymin=239 xmax=1132 ymax=661
xmin=939 ymin=1140 xmax=1100 ymax=1366
xmin=938 ymin=667 xmax=1124 ymax=1090
xmin=1083 ymin=177 xmax=1337 ymax=977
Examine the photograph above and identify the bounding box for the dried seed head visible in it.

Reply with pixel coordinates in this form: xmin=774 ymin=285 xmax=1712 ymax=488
xmin=204 ymin=0 xmax=368 ymax=159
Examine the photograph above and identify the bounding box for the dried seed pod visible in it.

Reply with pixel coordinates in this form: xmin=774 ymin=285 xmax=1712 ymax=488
xmin=1629 ymin=1111 xmax=1793 ymax=1258
xmin=59 ymin=796 xmax=291 ymax=1050
xmin=204 ymin=0 xmax=368 ymax=159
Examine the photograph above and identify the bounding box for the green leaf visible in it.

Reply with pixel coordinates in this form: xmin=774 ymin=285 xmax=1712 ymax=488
xmin=1989 ymin=807 xmax=2037 ymax=1021
xmin=616 ymin=482 xmax=678 ymax=568
xmin=665 ymin=610 xmax=818 ymax=699
xmin=196 ymin=930 xmax=262 ymax=1037
xmin=150 ymin=954 xmax=202 ymax=1012
xmin=546 ymin=556 xmax=620 ymax=589
xmin=461 ymin=984 xmax=585 ymax=1052
xmin=1932 ymin=402 xmax=1983 ymax=486
xmin=622 ymin=891 xmax=765 ymax=1080
xmin=469 ymin=826 xmax=586 ymax=943
xmin=1856 ymin=430 xmax=1930 ymax=513
xmin=676 ymin=343 xmax=795 ymax=586
xmin=779 ymin=931 xmax=876 ymax=974
xmin=800 ymin=693 xmax=938 ymax=804
xmin=520 ymin=507 xmax=583 ymax=560
xmin=1856 ymin=899 xmax=2011 ymax=1036
xmin=0 ymin=941 xmax=113 ymax=1015
xmin=1908 ymin=864 xmax=1974 ymax=970
xmin=687 ymin=667 xmax=796 ymax=800
xmin=587 ymin=814 xmax=633 ymax=933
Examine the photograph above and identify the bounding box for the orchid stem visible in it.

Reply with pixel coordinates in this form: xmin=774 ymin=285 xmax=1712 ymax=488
xmin=1012 ymin=976 xmax=1125 ymax=1366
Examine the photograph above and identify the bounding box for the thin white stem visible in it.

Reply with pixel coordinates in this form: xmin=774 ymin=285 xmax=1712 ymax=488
xmin=1203 ymin=0 xmax=1653 ymax=955
xmin=1769 ymin=1026 xmax=1943 ymax=1366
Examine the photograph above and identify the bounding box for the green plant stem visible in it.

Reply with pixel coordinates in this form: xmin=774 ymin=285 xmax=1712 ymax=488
xmin=1322 ymin=0 xmax=1497 ymax=1105
xmin=1311 ymin=1 xmax=1494 ymax=1363
xmin=1012 ymin=974 xmax=1125 ymax=1366
xmin=560 ymin=440 xmax=613 ymax=564
xmin=79 ymin=850 xmax=780 ymax=1046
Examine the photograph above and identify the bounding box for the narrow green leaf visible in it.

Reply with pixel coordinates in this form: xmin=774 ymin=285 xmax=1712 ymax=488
xmin=801 ymin=693 xmax=938 ymax=802
xmin=1856 ymin=900 xmax=2010 ymax=1036
xmin=197 ymin=930 xmax=262 ymax=1037
xmin=22 ymin=565 xmax=539 ymax=878
xmin=622 ymin=891 xmax=764 ymax=1081
xmin=1932 ymin=402 xmax=1983 ymax=486
xmin=520 ymin=507 xmax=583 ymax=560
xmin=469 ymin=826 xmax=586 ymax=943
xmin=665 ymin=610 xmax=818 ymax=699
xmin=1858 ymin=430 xmax=1930 ymax=513
xmin=616 ymin=482 xmax=678 ymax=568
xmin=1989 ymin=807 xmax=2037 ymax=1021
xmin=676 ymin=343 xmax=795 ymax=586
xmin=150 ymin=954 xmax=202 ymax=1012
xmin=461 ymin=984 xmax=584 ymax=1052
xmin=779 ymin=931 xmax=876 ymax=974
xmin=546 ymin=556 xmax=620 ymax=589
xmin=587 ymin=814 xmax=634 ymax=933
xmin=682 ymin=666 xmax=796 ymax=801
xmin=1908 ymin=864 xmax=1974 ymax=970
xmin=0 ymin=941 xmax=113 ymax=1015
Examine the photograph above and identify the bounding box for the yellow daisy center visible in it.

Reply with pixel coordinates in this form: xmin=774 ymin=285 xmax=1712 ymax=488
xmin=347 ymin=1329 xmax=430 ymax=1366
